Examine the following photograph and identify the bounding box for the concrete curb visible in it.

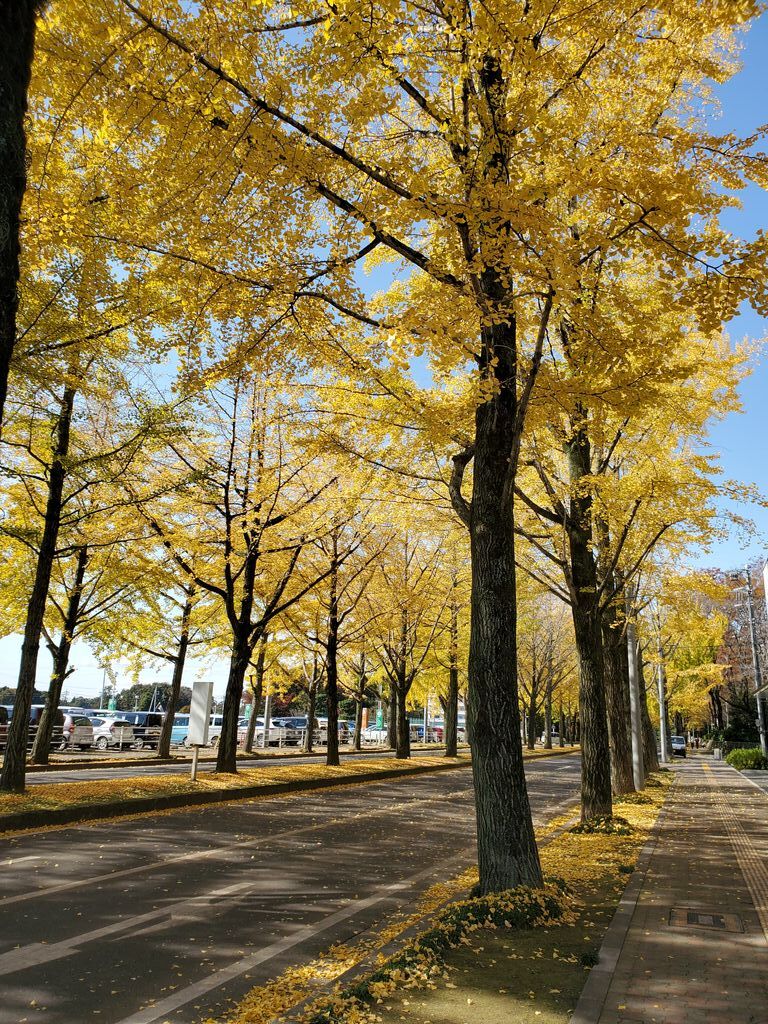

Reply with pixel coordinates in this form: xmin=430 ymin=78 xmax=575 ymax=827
xmin=0 ymin=759 xmax=471 ymax=834
xmin=569 ymin=775 xmax=675 ymax=1024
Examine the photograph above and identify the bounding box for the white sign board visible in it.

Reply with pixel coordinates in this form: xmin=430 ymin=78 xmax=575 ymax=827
xmin=188 ymin=680 xmax=214 ymax=746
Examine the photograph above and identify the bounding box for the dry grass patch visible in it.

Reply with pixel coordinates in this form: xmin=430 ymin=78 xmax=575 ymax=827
xmin=0 ymin=757 xmax=468 ymax=818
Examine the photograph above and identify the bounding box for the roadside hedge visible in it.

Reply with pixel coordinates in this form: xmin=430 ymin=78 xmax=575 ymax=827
xmin=725 ymin=747 xmax=768 ymax=770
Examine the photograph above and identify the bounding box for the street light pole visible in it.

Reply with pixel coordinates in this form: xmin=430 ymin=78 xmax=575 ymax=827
xmin=744 ymin=565 xmax=768 ymax=757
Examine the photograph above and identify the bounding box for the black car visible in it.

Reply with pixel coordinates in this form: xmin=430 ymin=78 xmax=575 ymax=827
xmin=116 ymin=711 xmax=164 ymax=749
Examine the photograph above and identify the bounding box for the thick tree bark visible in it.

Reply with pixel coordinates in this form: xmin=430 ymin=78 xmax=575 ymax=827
xmin=395 ymin=669 xmax=410 ymax=759
xmin=566 ymin=418 xmax=613 ymax=820
xmin=352 ymin=653 xmax=367 ymax=752
xmin=0 ymin=0 xmax=42 ymax=433
xmin=1 ymin=384 xmax=75 ymax=792
xmin=544 ymin=671 xmax=553 ymax=750
xmin=443 ymin=579 xmax=460 ymax=757
xmin=157 ymin=590 xmax=194 ymax=759
xmin=602 ymin=606 xmax=636 ymax=795
xmin=31 ymin=545 xmax=89 ymax=764
xmin=461 ymin=314 xmax=542 ymax=893
xmin=558 ymin=698 xmax=565 ymax=747
xmin=216 ymin=631 xmax=251 ymax=772
xmin=325 ymin=536 xmax=340 ymax=766
xmin=386 ymin=681 xmax=397 ymax=748
xmin=527 ymin=694 xmax=537 ymax=750
xmin=303 ymin=675 xmax=318 ymax=753
xmin=444 ymin=643 xmax=459 ymax=758
xmin=638 ymin=653 xmax=660 ymax=772
xmin=244 ymin=635 xmax=267 ymax=753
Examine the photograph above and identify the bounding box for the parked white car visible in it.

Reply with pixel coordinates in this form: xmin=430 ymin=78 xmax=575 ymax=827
xmin=361 ymin=725 xmax=389 ymax=745
xmin=89 ymin=717 xmax=135 ymax=750
xmin=59 ymin=714 xmax=94 ymax=750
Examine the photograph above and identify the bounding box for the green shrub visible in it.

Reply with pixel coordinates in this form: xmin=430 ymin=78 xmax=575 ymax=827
xmin=725 ymin=747 xmax=768 ymax=770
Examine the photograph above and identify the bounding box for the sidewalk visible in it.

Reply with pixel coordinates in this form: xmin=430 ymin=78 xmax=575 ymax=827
xmin=573 ymin=758 xmax=768 ymax=1024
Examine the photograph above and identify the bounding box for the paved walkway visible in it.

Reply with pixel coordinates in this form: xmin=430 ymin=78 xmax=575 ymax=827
xmin=573 ymin=758 xmax=768 ymax=1024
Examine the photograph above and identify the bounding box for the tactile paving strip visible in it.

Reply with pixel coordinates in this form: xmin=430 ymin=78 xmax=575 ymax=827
xmin=707 ymin=764 xmax=768 ymax=942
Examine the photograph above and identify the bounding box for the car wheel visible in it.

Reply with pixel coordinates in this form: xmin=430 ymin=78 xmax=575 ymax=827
xmin=210 ymin=735 xmax=219 ymax=748
xmin=134 ymin=737 xmax=144 ymax=750
xmin=182 ymin=736 xmax=190 ymax=747
xmin=96 ymin=737 xmax=109 ymax=750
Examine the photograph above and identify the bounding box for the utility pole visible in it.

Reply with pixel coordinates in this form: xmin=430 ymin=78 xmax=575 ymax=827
xmin=744 ymin=565 xmax=768 ymax=757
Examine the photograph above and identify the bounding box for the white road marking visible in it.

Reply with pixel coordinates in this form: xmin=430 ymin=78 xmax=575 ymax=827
xmin=112 ymin=852 xmax=472 ymax=1024
xmin=0 ymin=783 xmax=474 ymax=909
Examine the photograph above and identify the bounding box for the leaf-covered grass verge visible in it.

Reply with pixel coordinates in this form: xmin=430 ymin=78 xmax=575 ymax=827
xmin=0 ymin=757 xmax=468 ymax=818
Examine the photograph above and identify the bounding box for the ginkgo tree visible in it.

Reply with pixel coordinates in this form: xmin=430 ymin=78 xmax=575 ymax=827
xmin=13 ymin=0 xmax=768 ymax=890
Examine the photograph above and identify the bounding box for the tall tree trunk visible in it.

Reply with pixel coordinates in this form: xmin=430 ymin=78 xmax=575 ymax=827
xmin=558 ymin=698 xmax=565 ymax=747
xmin=544 ymin=670 xmax=553 ymax=750
xmin=527 ymin=692 xmax=537 ymax=750
xmin=0 ymin=0 xmax=42 ymax=434
xmin=395 ymin=667 xmax=410 ymax=759
xmin=1 ymin=384 xmax=75 ymax=792
xmin=462 ymin=316 xmax=542 ymax=893
xmin=30 ymin=545 xmax=89 ymax=765
xmin=353 ymin=653 xmax=367 ymax=752
xmin=387 ymin=681 xmax=397 ymax=748
xmin=602 ymin=608 xmax=636 ymax=795
xmin=216 ymin=630 xmax=251 ymax=773
xmin=325 ymin=534 xmax=340 ymax=766
xmin=157 ymin=589 xmax=194 ymax=759
xmin=638 ymin=652 xmax=660 ymax=772
xmin=566 ymin=418 xmax=612 ymax=820
xmin=303 ymin=674 xmax=318 ymax=753
xmin=445 ymin=601 xmax=459 ymax=757
xmin=244 ymin=634 xmax=267 ymax=753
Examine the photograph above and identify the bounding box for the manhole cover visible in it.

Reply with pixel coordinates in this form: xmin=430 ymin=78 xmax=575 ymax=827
xmin=668 ymin=907 xmax=743 ymax=933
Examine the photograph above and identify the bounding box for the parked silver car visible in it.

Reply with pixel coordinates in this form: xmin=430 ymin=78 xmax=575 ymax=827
xmin=89 ymin=717 xmax=135 ymax=750
xmin=60 ymin=714 xmax=94 ymax=750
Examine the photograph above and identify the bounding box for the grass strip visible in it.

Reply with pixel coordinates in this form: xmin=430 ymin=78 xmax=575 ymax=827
xmin=0 ymin=757 xmax=469 ymax=819
xmin=212 ymin=768 xmax=669 ymax=1024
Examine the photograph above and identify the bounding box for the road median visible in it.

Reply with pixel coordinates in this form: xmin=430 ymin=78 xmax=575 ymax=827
xmin=0 ymin=747 xmax=577 ymax=834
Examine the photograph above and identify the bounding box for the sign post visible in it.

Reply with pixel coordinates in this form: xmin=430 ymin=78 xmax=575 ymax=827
xmin=188 ymin=680 xmax=214 ymax=781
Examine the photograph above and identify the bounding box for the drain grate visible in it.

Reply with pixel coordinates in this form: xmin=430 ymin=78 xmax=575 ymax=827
xmin=668 ymin=907 xmax=743 ymax=932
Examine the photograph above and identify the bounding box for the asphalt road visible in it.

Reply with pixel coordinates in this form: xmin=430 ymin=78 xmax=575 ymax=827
xmin=24 ymin=747 xmax=457 ymax=785
xmin=0 ymin=754 xmax=581 ymax=1024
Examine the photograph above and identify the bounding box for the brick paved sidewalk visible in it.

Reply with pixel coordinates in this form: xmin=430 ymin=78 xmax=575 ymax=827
xmin=572 ymin=758 xmax=768 ymax=1024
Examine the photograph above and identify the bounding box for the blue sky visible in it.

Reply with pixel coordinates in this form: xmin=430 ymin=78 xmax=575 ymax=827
xmin=1 ymin=13 xmax=767 ymax=699
xmin=695 ymin=12 xmax=768 ymax=571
